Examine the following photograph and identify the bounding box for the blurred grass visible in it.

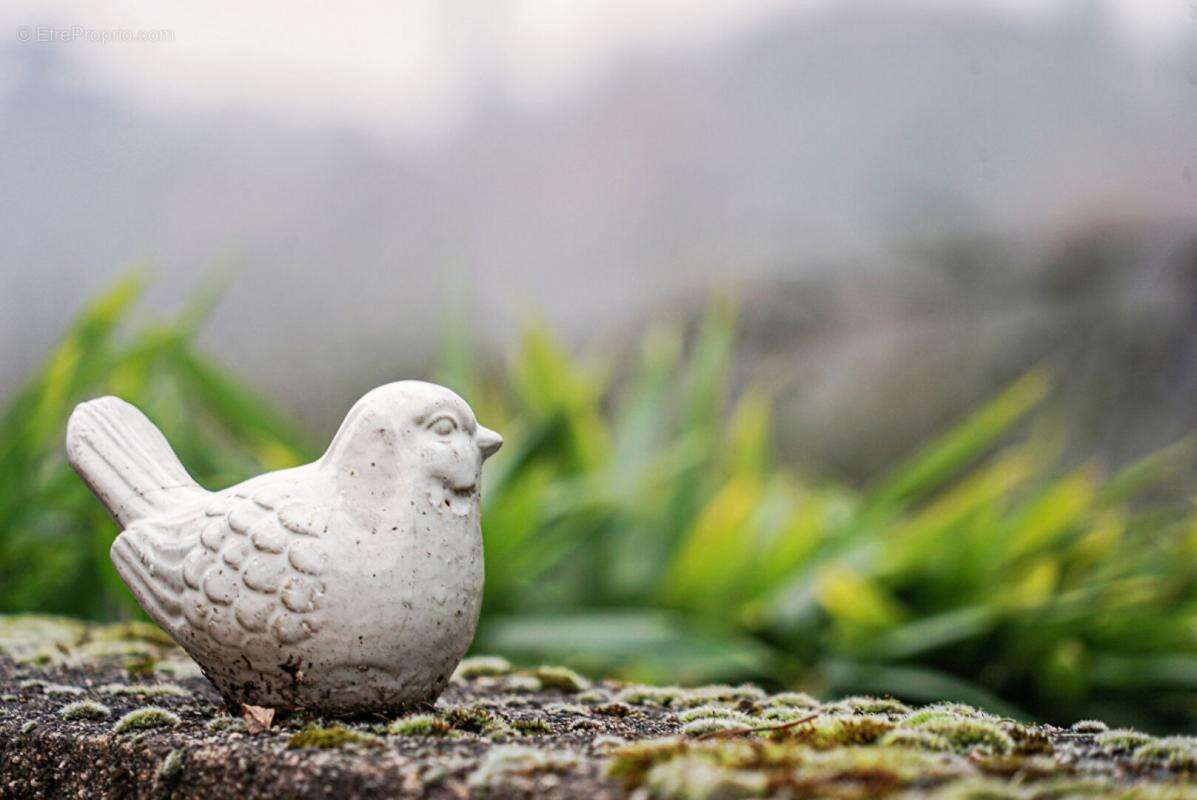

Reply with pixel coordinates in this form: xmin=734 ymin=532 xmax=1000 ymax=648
xmin=3 ymin=275 xmax=1197 ymax=731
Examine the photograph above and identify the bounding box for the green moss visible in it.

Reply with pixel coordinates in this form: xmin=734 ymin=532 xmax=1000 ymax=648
xmin=1071 ymin=719 xmax=1109 ymax=733
xmin=388 ymin=714 xmax=452 ymax=737
xmin=99 ymin=682 xmax=188 ymax=698
xmin=970 ymin=753 xmax=1066 ymax=783
xmin=677 ymin=705 xmax=754 ymax=725
xmin=155 ymin=749 xmax=185 ymax=785
xmin=673 ymin=685 xmax=766 ymax=709
xmin=799 ymin=745 xmax=973 ymax=784
xmin=125 ymin=653 xmax=158 ymax=678
xmin=472 ymin=697 xmax=504 ymax=709
xmin=13 ymin=614 xmax=1197 ymax=800
xmin=614 ymin=738 xmax=976 ymax=796
xmin=786 ymin=714 xmax=895 ymax=748
xmin=58 ymin=700 xmax=112 ymax=721
xmin=901 ymin=704 xmax=993 ymax=727
xmin=530 ymin=665 xmax=591 ymax=693
xmin=30 ymin=651 xmax=67 ymax=666
xmin=607 ymin=738 xmax=691 ymax=788
xmin=1133 ymin=738 xmax=1197 ymax=771
xmin=576 ymin=689 xmax=610 ymax=704
xmin=73 ymin=639 xmax=153 ymax=662
xmin=619 ymin=685 xmax=685 ymax=707
xmin=569 ymin=717 xmax=602 ymax=732
xmin=453 ymin=655 xmax=514 ymax=680
xmin=113 ymin=706 xmax=181 ymax=733
xmin=1113 ymin=785 xmax=1197 ymax=800
xmin=616 ymin=682 xmax=758 ymax=710
xmin=0 ymin=615 xmax=86 ymax=653
xmin=900 ymin=710 xmax=964 ymax=729
xmin=680 ymin=717 xmax=749 ymax=737
xmin=593 ymin=735 xmax=629 ymax=752
xmin=929 ymin=702 xmax=988 ymax=718
xmin=759 ymin=706 xmax=818 ymax=722
xmin=907 ymin=717 xmax=1013 ymax=755
xmin=154 ymin=657 xmax=204 ymax=681
xmin=93 ymin=620 xmax=176 ymax=647
xmin=1026 ymin=777 xmax=1120 ymax=799
xmin=465 ymin=745 xmax=580 ymax=795
xmin=205 ymin=716 xmax=245 ymax=733
xmin=926 ymin=777 xmax=1027 ymax=799
xmin=880 ymin=728 xmax=953 ymax=752
xmin=595 ymin=701 xmax=635 ymax=717
xmin=286 ymin=726 xmax=377 ymax=750
xmin=767 ymin=691 xmax=821 ymax=709
xmin=485 ymin=723 xmax=516 ymax=742
xmin=1095 ymin=729 xmax=1157 ymax=751
xmin=834 ymin=695 xmax=912 ymax=716
xmin=511 ymin=717 xmax=553 ymax=736
xmin=645 ymin=753 xmax=768 ymax=800
xmin=443 ymin=704 xmax=504 ymax=734
xmin=506 ymin=675 xmax=543 ymax=693
xmin=1002 ymin=722 xmax=1053 ymax=756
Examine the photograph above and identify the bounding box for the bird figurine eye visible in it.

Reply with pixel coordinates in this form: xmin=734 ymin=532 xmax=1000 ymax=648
xmin=429 ymin=416 xmax=457 ymax=437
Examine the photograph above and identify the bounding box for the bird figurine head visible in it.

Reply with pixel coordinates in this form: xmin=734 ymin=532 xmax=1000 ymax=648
xmin=66 ymin=380 xmax=502 ymax=715
xmin=321 ymin=381 xmax=503 ymax=518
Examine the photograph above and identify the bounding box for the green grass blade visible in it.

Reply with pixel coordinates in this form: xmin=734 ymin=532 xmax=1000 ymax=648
xmin=871 ymin=368 xmax=1050 ymax=509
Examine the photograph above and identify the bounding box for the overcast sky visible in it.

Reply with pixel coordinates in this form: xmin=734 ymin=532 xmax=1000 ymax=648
xmin=1 ymin=0 xmax=1191 ymax=148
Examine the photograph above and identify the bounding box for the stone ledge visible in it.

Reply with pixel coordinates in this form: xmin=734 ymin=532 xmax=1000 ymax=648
xmin=2 ymin=615 xmax=1195 ymax=799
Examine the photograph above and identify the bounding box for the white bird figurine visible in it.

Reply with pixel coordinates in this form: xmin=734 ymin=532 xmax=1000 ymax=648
xmin=66 ymin=381 xmax=502 ymax=715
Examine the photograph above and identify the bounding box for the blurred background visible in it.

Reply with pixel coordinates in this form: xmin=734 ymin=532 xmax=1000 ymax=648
xmin=3 ymin=0 xmax=1197 ymax=732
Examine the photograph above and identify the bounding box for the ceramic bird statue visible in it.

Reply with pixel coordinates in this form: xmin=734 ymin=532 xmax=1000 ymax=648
xmin=66 ymin=381 xmax=501 ymax=715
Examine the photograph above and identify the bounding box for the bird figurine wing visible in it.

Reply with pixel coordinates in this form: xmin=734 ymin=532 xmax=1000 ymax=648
xmin=110 ymin=477 xmax=334 ymax=653
xmin=66 ymin=396 xmax=206 ymax=526
xmin=68 ymin=396 xmax=333 ymax=653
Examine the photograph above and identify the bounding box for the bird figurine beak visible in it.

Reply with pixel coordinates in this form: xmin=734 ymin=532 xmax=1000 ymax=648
xmin=477 ymin=426 xmax=503 ymax=460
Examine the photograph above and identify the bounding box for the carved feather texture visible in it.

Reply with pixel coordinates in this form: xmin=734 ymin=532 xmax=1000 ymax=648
xmin=66 ymin=396 xmax=205 ymax=525
xmin=110 ymin=478 xmax=330 ymax=651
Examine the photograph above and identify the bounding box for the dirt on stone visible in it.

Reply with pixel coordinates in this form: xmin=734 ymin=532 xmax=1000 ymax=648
xmin=3 ymin=615 xmax=1197 ymax=799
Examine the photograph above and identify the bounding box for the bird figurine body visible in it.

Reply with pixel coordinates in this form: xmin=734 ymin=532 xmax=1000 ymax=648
xmin=66 ymin=381 xmax=502 ymax=715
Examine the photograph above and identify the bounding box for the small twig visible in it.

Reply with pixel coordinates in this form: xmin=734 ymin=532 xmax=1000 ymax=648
xmin=696 ymin=712 xmax=820 ymax=741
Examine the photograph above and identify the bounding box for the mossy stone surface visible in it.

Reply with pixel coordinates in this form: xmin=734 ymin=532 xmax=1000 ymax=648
xmin=5 ymin=614 xmax=1197 ymax=799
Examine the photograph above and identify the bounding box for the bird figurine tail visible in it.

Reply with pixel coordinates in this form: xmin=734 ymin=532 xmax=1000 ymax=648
xmin=66 ymin=396 xmax=205 ymax=527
